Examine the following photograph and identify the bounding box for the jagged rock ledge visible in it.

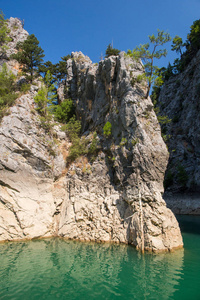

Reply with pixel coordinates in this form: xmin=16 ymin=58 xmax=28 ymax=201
xmin=0 ymin=18 xmax=183 ymax=252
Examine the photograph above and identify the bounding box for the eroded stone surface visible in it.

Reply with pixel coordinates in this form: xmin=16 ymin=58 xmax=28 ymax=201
xmin=56 ymin=51 xmax=183 ymax=252
xmin=0 ymin=19 xmax=183 ymax=252
xmin=0 ymin=92 xmax=65 ymax=241
xmin=157 ymin=50 xmax=200 ymax=194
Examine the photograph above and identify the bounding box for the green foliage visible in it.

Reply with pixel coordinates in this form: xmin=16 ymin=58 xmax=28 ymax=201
xmin=56 ymin=55 xmax=71 ymax=83
xmin=131 ymin=137 xmax=139 ymax=146
xmin=127 ymin=30 xmax=171 ymax=98
xmin=11 ymin=34 xmax=44 ymax=83
xmin=0 ymin=63 xmax=18 ymax=121
xmin=157 ymin=114 xmax=171 ymax=125
xmin=151 ymin=22 xmax=200 ymax=116
xmin=162 ymin=133 xmax=171 ymax=143
xmin=34 ymin=86 xmax=49 ymax=117
xmin=88 ymin=132 xmax=98 ymax=155
xmin=34 ymin=71 xmax=57 ymax=132
xmin=120 ymin=137 xmax=127 ymax=147
xmin=130 ymin=77 xmax=136 ymax=87
xmin=103 ymin=121 xmax=112 ymax=137
xmin=65 ymin=116 xmax=81 ymax=141
xmin=64 ymin=118 xmax=100 ymax=163
xmin=136 ymin=74 xmax=146 ymax=83
xmin=0 ymin=10 xmax=12 ymax=55
xmin=53 ymin=99 xmax=75 ymax=123
xmin=19 ymin=83 xmax=31 ymax=94
xmin=105 ymin=44 xmax=120 ymax=58
xmin=34 ymin=71 xmax=56 ymax=116
xmin=131 ymin=74 xmax=146 ymax=87
xmin=39 ymin=61 xmax=57 ymax=83
xmin=177 ymin=164 xmax=188 ymax=187
xmin=165 ymin=19 xmax=200 ymax=77
xmin=39 ymin=115 xmax=53 ymax=132
xmin=187 ymin=19 xmax=200 ymax=55
xmin=67 ymin=137 xmax=88 ymax=162
xmin=44 ymin=71 xmax=57 ymax=103
xmin=39 ymin=55 xmax=71 ymax=84
xmin=164 ymin=170 xmax=173 ymax=189
xmin=65 ymin=116 xmax=87 ymax=162
xmin=171 ymin=36 xmax=184 ymax=56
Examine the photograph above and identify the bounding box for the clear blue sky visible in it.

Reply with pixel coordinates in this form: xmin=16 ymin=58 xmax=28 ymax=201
xmin=1 ymin=0 xmax=200 ymax=67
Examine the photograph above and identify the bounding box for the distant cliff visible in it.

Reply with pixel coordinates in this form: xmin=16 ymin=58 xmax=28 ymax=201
xmin=157 ymin=49 xmax=200 ymax=213
xmin=0 ymin=18 xmax=183 ymax=252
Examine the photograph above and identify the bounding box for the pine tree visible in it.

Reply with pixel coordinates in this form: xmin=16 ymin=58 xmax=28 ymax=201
xmin=186 ymin=19 xmax=200 ymax=55
xmin=128 ymin=30 xmax=171 ymax=98
xmin=56 ymin=55 xmax=71 ymax=83
xmin=39 ymin=60 xmax=57 ymax=83
xmin=171 ymin=36 xmax=184 ymax=56
xmin=34 ymin=70 xmax=56 ymax=117
xmin=105 ymin=44 xmax=120 ymax=58
xmin=12 ymin=34 xmax=44 ymax=83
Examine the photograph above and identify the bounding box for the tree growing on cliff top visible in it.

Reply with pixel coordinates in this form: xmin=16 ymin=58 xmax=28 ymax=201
xmin=105 ymin=43 xmax=120 ymax=58
xmin=127 ymin=30 xmax=171 ymax=98
xmin=187 ymin=19 xmax=200 ymax=55
xmin=12 ymin=34 xmax=44 ymax=83
xmin=171 ymin=35 xmax=184 ymax=56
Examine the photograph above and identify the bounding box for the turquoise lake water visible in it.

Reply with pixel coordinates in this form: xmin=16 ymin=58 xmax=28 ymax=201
xmin=0 ymin=215 xmax=200 ymax=300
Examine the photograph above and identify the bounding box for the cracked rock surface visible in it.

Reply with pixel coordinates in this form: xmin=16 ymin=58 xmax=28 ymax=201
xmin=0 ymin=19 xmax=183 ymax=252
xmin=56 ymin=51 xmax=183 ymax=252
xmin=157 ymin=50 xmax=200 ymax=212
xmin=0 ymin=92 xmax=66 ymax=241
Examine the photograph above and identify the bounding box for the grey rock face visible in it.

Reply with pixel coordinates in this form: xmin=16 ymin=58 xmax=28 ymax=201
xmin=6 ymin=18 xmax=29 ymax=57
xmin=0 ymin=18 xmax=28 ymax=75
xmin=0 ymin=92 xmax=66 ymax=241
xmin=0 ymin=21 xmax=183 ymax=251
xmin=57 ymin=51 xmax=183 ymax=252
xmin=157 ymin=50 xmax=200 ymax=196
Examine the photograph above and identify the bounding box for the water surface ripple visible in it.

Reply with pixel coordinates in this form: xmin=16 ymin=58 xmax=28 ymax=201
xmin=0 ymin=215 xmax=200 ymax=299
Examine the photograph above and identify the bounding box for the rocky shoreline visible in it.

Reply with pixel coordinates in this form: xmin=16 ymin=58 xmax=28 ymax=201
xmin=165 ymin=193 xmax=200 ymax=215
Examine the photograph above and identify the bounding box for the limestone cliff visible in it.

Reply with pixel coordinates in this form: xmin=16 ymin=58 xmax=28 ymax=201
xmin=157 ymin=50 xmax=200 ymax=213
xmin=0 ymin=18 xmax=183 ymax=252
xmin=0 ymin=17 xmax=28 ymax=74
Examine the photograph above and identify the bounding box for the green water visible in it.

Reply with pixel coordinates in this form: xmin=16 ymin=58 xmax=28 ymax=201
xmin=0 ymin=215 xmax=200 ymax=300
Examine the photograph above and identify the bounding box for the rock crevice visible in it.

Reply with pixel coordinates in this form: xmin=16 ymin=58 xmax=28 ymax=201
xmin=0 ymin=18 xmax=183 ymax=252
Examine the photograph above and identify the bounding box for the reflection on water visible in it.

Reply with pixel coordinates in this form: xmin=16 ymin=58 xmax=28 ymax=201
xmin=0 ymin=238 xmax=185 ymax=300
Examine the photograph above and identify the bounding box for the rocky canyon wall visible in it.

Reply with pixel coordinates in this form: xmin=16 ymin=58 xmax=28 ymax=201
xmin=0 ymin=18 xmax=183 ymax=252
xmin=157 ymin=50 xmax=200 ymax=214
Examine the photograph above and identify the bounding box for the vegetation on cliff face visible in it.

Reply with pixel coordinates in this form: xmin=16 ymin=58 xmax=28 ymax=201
xmin=39 ymin=55 xmax=71 ymax=86
xmin=127 ymin=30 xmax=171 ymax=98
xmin=0 ymin=10 xmax=12 ymax=55
xmin=0 ymin=64 xmax=18 ymax=121
xmin=0 ymin=12 xmax=184 ymax=251
xmin=105 ymin=44 xmax=120 ymax=58
xmin=0 ymin=63 xmax=31 ymax=122
xmin=151 ymin=19 xmax=200 ymax=104
xmin=11 ymin=34 xmax=45 ymax=83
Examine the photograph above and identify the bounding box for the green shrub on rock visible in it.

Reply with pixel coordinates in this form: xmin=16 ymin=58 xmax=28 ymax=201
xmin=105 ymin=44 xmax=120 ymax=58
xmin=103 ymin=121 xmax=112 ymax=138
xmin=53 ymin=99 xmax=75 ymax=123
xmin=0 ymin=64 xmax=18 ymax=121
xmin=177 ymin=164 xmax=188 ymax=187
